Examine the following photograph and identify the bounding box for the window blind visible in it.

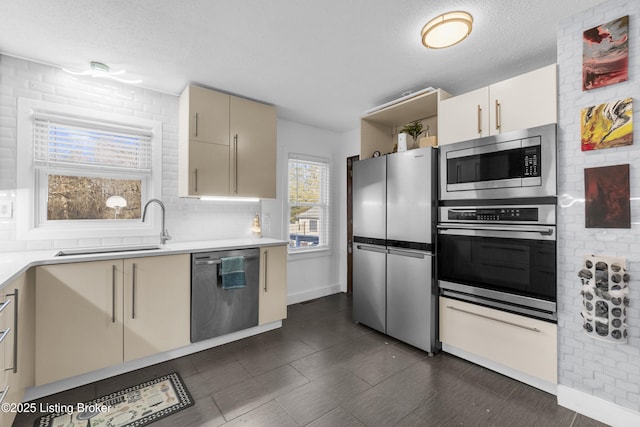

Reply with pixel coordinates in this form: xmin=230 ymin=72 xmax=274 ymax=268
xmin=288 ymin=155 xmax=330 ymax=250
xmin=33 ymin=113 xmax=153 ymax=172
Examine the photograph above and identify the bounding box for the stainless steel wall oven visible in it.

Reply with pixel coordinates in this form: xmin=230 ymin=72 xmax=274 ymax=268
xmin=437 ymin=204 xmax=557 ymax=321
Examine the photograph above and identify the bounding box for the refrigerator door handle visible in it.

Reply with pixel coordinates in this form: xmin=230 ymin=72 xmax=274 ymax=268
xmin=388 ymin=248 xmax=432 ymax=258
xmin=355 ymin=244 xmax=387 ymax=254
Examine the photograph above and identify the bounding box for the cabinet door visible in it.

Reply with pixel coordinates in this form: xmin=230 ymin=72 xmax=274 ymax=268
xmin=230 ymin=96 xmax=277 ymax=198
xmin=123 ymin=255 xmax=191 ymax=362
xmin=35 ymin=261 xmax=124 ymax=386
xmin=439 ymin=296 xmax=557 ymax=383
xmin=190 ymin=140 xmax=230 ymax=196
xmin=188 ymin=85 xmax=230 ymax=145
xmin=1 ymin=272 xmax=35 ymax=427
xmin=489 ymin=64 xmax=557 ymax=135
xmin=259 ymin=245 xmax=287 ymax=324
xmin=438 ymin=87 xmax=490 ymax=145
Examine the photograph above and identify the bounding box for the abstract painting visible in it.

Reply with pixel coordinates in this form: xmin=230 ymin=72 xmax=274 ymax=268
xmin=583 ymin=15 xmax=629 ymax=90
xmin=581 ymin=98 xmax=633 ymax=151
xmin=584 ymin=164 xmax=630 ymax=228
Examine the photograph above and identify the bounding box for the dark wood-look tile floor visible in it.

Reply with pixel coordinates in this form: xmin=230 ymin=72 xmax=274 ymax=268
xmin=15 ymin=294 xmax=609 ymax=427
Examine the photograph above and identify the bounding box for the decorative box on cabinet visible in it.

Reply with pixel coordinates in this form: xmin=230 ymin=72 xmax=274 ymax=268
xmin=439 ymin=296 xmax=557 ymax=385
xmin=438 ymin=64 xmax=557 ymax=146
xmin=35 ymin=255 xmax=190 ymax=386
xmin=259 ymin=245 xmax=287 ymax=325
xmin=179 ymin=84 xmax=277 ymax=198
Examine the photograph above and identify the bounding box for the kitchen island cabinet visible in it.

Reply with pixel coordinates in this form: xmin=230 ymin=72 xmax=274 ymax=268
xmin=438 ymin=64 xmax=557 ymax=145
xmin=35 ymin=254 xmax=190 ymax=386
xmin=179 ymin=84 xmax=277 ymax=198
xmin=0 ymin=271 xmax=34 ymax=427
xmin=258 ymin=245 xmax=288 ymax=325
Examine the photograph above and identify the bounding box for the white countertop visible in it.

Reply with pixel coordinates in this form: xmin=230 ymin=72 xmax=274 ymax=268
xmin=0 ymin=238 xmax=287 ymax=290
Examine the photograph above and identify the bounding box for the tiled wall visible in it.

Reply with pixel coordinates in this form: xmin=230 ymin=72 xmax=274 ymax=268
xmin=0 ymin=55 xmax=260 ymax=251
xmin=557 ymin=0 xmax=640 ymax=412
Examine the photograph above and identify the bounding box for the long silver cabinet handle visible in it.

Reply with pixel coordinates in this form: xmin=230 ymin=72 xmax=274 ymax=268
xmin=263 ymin=250 xmax=268 ymax=292
xmin=194 ymin=168 xmax=198 ymax=193
xmin=112 ymin=265 xmax=117 ymax=323
xmin=477 ymin=104 xmax=482 ymax=134
xmin=495 ymin=99 xmax=501 ymax=130
xmin=0 ymin=299 xmax=10 ymax=314
xmin=194 ymin=112 xmax=199 ymax=137
xmin=446 ymin=305 xmax=540 ymax=332
xmin=0 ymin=386 xmax=9 ymax=405
xmin=234 ymin=134 xmax=239 ymax=194
xmin=0 ymin=328 xmax=10 ymax=345
xmin=5 ymin=288 xmax=18 ymax=373
xmin=132 ymin=263 xmax=137 ymax=319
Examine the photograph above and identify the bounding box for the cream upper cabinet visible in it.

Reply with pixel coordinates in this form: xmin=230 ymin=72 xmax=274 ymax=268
xmin=259 ymin=245 xmax=287 ymax=325
xmin=36 ymin=255 xmax=190 ymax=385
xmin=438 ymin=87 xmax=490 ymax=145
xmin=438 ymin=65 xmax=557 ymax=146
xmin=230 ymin=96 xmax=277 ymax=198
xmin=35 ymin=260 xmax=124 ymax=385
xmin=179 ymin=84 xmax=277 ymax=198
xmin=184 ymin=84 xmax=230 ymax=145
xmin=489 ymin=64 xmax=557 ymax=136
xmin=123 ymin=255 xmax=190 ymax=362
xmin=189 ymin=140 xmax=230 ymax=196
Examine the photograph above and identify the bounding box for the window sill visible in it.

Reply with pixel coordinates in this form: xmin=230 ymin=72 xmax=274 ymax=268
xmin=287 ymin=247 xmax=332 ymax=261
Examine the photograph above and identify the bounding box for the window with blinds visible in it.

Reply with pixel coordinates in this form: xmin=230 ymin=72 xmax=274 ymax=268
xmin=33 ymin=113 xmax=154 ymax=221
xmin=34 ymin=113 xmax=153 ymax=171
xmin=288 ymin=155 xmax=330 ymax=251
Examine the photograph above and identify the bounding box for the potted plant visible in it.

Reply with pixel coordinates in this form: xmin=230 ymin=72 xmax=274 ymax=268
xmin=400 ymin=120 xmax=426 ymax=149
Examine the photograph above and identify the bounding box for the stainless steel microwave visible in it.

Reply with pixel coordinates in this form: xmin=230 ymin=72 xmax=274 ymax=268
xmin=439 ymin=124 xmax=556 ymax=201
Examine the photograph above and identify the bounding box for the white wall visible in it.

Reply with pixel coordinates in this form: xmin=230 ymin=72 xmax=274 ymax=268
xmin=262 ymin=119 xmax=346 ymax=303
xmin=556 ymin=1 xmax=640 ymax=425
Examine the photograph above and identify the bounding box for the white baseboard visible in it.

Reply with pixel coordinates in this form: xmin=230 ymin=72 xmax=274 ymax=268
xmin=25 ymin=321 xmax=282 ymax=402
xmin=442 ymin=343 xmax=557 ymax=395
xmin=557 ymin=385 xmax=640 ymax=427
xmin=287 ymin=283 xmax=342 ymax=305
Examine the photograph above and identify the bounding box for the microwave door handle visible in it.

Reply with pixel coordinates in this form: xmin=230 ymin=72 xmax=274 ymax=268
xmin=446 ymin=139 xmax=522 ymax=160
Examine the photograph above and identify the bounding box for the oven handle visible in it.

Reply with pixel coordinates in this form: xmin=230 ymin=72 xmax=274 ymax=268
xmin=445 ymin=305 xmax=541 ymax=332
xmin=437 ymin=223 xmax=554 ymax=236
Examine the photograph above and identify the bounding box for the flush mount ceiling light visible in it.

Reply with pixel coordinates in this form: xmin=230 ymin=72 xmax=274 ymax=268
xmin=62 ymin=61 xmax=142 ymax=84
xmin=421 ymin=11 xmax=473 ymax=49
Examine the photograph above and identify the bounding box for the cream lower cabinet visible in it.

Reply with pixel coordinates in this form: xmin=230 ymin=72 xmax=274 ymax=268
xmin=259 ymin=245 xmax=287 ymax=325
xmin=439 ymin=296 xmax=557 ymax=384
xmin=438 ymin=64 xmax=557 ymax=145
xmin=36 ymin=255 xmax=190 ymax=386
xmin=1 ymin=271 xmax=35 ymax=427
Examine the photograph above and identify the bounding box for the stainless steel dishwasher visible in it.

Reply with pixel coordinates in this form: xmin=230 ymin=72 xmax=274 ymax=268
xmin=191 ymin=247 xmax=260 ymax=342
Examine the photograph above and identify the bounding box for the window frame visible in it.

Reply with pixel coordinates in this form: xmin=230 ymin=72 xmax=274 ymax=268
xmin=16 ymin=98 xmax=163 ymax=241
xmin=287 ymin=153 xmax=331 ymax=255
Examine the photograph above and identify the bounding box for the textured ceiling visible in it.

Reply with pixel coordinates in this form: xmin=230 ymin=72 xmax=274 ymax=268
xmin=0 ymin=0 xmax=607 ymax=132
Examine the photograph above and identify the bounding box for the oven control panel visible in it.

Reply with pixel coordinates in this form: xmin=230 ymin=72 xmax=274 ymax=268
xmin=447 ymin=207 xmax=539 ymax=222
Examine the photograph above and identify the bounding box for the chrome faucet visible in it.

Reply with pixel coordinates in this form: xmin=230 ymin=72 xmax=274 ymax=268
xmin=142 ymin=199 xmax=171 ymax=245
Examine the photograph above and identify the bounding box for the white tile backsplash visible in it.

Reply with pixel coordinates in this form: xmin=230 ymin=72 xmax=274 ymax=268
xmin=0 ymin=55 xmax=260 ymax=251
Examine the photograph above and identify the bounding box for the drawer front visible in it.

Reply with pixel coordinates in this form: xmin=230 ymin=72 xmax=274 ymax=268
xmin=439 ymin=296 xmax=557 ymax=384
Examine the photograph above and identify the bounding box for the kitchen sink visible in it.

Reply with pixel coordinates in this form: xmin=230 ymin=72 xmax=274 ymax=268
xmin=55 ymin=244 xmax=163 ymax=257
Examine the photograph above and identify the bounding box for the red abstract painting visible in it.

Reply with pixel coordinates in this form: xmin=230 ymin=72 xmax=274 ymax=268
xmin=584 ymin=164 xmax=630 ymax=228
xmin=583 ymin=15 xmax=629 ymax=91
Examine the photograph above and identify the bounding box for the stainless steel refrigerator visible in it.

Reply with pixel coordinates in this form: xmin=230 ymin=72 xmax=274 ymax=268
xmin=352 ymin=147 xmax=437 ymax=354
